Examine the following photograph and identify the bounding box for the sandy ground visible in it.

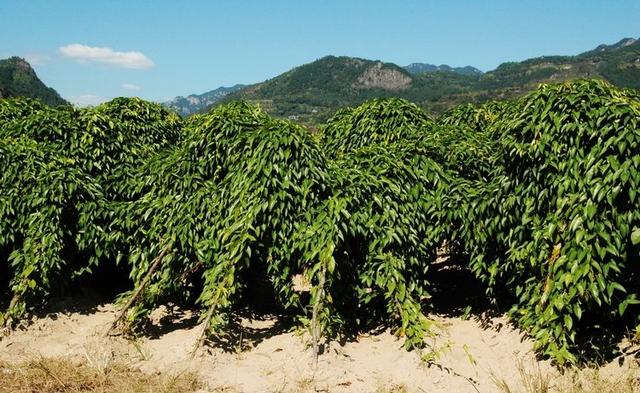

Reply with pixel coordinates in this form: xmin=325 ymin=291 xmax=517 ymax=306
xmin=0 ymin=300 xmax=638 ymax=393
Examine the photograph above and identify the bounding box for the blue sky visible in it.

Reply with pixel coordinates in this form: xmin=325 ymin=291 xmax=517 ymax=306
xmin=1 ymin=0 xmax=638 ymax=105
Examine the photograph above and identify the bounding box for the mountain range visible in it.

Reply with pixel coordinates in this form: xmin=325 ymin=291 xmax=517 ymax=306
xmin=169 ymin=37 xmax=640 ymax=123
xmin=164 ymin=60 xmax=485 ymax=117
xmin=163 ymin=84 xmax=246 ymax=116
xmin=1 ymin=37 xmax=638 ymax=121
xmin=403 ymin=63 xmax=483 ymax=76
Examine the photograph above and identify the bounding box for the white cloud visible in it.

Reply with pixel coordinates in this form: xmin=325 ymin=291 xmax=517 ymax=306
xmin=69 ymin=94 xmax=109 ymax=107
xmin=59 ymin=44 xmax=154 ymax=69
xmin=24 ymin=53 xmax=51 ymax=65
xmin=122 ymin=83 xmax=141 ymax=91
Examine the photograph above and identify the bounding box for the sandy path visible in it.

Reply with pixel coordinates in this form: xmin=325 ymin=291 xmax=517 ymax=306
xmin=0 ymin=301 xmax=636 ymax=392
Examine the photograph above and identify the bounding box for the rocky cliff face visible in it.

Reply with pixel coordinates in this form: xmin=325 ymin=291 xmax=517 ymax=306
xmin=356 ymin=62 xmax=412 ymax=90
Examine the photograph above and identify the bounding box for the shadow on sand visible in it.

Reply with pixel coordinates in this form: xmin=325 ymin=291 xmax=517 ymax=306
xmin=2 ymin=251 xmax=636 ymax=367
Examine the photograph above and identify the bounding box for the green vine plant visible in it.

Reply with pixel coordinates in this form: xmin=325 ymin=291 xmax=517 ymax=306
xmin=0 ymin=97 xmax=181 ymax=326
xmin=1 ymin=80 xmax=639 ymax=367
xmin=447 ymin=80 xmax=640 ymax=364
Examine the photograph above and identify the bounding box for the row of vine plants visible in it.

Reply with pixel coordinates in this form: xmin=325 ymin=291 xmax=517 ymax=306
xmin=0 ymin=79 xmax=638 ymax=365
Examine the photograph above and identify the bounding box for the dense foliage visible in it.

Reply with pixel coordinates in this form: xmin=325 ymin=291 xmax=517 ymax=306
xmin=302 ymin=142 xmax=450 ymax=350
xmin=0 ymin=97 xmax=181 ymax=325
xmin=321 ymin=97 xmax=434 ymax=156
xmin=449 ymin=80 xmax=640 ymax=363
xmin=1 ymin=80 xmax=639 ymax=367
xmin=0 ymin=137 xmax=101 ymax=322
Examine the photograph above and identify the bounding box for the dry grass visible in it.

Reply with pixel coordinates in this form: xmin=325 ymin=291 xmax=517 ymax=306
xmin=491 ymin=358 xmax=640 ymax=393
xmin=554 ymin=369 xmax=640 ymax=393
xmin=491 ymin=360 xmax=550 ymax=393
xmin=272 ymin=376 xmax=408 ymax=393
xmin=0 ymin=357 xmax=204 ymax=393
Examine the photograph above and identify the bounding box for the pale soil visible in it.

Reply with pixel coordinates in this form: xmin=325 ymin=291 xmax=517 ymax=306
xmin=0 ymin=300 xmax=638 ymax=393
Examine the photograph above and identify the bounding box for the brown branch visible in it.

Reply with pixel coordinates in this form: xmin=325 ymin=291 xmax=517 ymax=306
xmin=179 ymin=260 xmax=204 ymax=282
xmin=311 ymin=265 xmax=327 ymax=368
xmin=8 ymin=294 xmax=20 ymax=311
xmin=190 ymin=264 xmax=237 ymax=357
xmin=2 ymin=294 xmax=22 ymax=330
xmin=190 ymin=303 xmax=216 ymax=358
xmin=107 ymin=244 xmax=172 ymax=335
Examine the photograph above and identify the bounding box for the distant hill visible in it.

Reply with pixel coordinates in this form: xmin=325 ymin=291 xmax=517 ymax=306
xmin=211 ymin=37 xmax=640 ymax=123
xmin=473 ymin=37 xmax=640 ymax=91
xmin=163 ymin=84 xmax=245 ymax=116
xmin=0 ymin=57 xmax=67 ymax=106
xmin=403 ymin=63 xmax=483 ymax=76
xmin=217 ymin=56 xmax=418 ymax=122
